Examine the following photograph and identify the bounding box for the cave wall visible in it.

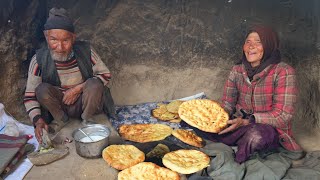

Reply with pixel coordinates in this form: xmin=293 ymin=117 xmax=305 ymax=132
xmin=0 ymin=0 xmax=319 ymax=150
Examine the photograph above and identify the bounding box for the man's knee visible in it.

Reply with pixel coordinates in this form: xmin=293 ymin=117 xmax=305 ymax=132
xmin=35 ymin=83 xmax=53 ymax=101
xmin=84 ymin=78 xmax=104 ymax=92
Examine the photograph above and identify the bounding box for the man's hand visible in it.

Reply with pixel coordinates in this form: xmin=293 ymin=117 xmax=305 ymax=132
xmin=62 ymin=83 xmax=85 ymax=105
xmin=218 ymin=117 xmax=250 ymax=135
xmin=34 ymin=118 xmax=49 ymax=144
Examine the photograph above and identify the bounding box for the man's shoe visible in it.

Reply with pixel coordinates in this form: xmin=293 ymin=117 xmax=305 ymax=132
xmin=48 ymin=119 xmax=70 ymax=134
xmin=81 ymin=118 xmax=96 ymax=126
xmin=40 ymin=129 xmax=53 ymax=149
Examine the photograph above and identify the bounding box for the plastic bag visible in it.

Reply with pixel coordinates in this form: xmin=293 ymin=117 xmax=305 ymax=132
xmin=0 ymin=103 xmax=20 ymax=137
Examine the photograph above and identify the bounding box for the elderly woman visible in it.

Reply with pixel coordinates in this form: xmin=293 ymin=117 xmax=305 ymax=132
xmin=183 ymin=26 xmax=302 ymax=163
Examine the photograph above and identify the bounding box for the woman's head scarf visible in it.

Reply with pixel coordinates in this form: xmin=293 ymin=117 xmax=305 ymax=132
xmin=242 ymin=26 xmax=281 ymax=81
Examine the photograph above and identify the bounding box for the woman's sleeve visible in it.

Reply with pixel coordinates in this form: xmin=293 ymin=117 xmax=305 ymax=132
xmin=221 ymin=67 xmax=239 ymax=116
xmin=253 ymin=66 xmax=297 ymax=130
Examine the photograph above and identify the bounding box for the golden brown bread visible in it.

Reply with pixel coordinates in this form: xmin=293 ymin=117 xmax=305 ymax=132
xmin=172 ymin=129 xmax=205 ymax=148
xmin=169 ymin=118 xmax=182 ymax=123
xmin=102 ymin=145 xmax=145 ymax=170
xmin=118 ymin=162 xmax=180 ymax=180
xmin=178 ymin=99 xmax=229 ymax=133
xmin=119 ymin=124 xmax=173 ymax=143
xmin=146 ymin=143 xmax=170 ymax=158
xmin=152 ymin=101 xmax=183 ymax=122
xmin=166 ymin=100 xmax=184 ymax=114
xmin=152 ymin=105 xmax=179 ymax=121
xmin=162 ymin=149 xmax=210 ymax=174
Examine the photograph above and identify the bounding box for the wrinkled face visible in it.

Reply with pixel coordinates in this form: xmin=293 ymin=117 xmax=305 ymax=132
xmin=243 ymin=32 xmax=264 ymax=67
xmin=45 ymin=29 xmax=75 ymax=61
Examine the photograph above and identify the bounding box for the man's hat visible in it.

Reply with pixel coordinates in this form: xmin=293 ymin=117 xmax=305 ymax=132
xmin=44 ymin=8 xmax=75 ymax=33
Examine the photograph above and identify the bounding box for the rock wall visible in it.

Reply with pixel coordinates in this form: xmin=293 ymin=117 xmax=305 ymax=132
xmin=0 ymin=0 xmax=319 ymax=150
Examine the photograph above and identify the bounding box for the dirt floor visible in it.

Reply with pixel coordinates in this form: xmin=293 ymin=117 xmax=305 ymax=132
xmin=24 ymin=114 xmax=187 ymax=180
xmin=24 ymin=114 xmax=120 ymax=180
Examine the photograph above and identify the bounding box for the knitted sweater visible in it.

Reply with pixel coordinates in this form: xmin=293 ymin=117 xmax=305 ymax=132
xmin=24 ymin=48 xmax=111 ymax=124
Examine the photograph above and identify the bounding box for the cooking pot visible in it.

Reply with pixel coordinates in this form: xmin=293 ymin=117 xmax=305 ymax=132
xmin=72 ymin=124 xmax=110 ymax=158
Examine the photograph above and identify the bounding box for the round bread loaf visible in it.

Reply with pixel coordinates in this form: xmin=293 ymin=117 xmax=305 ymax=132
xmin=102 ymin=144 xmax=145 ymax=170
xmin=118 ymin=162 xmax=180 ymax=180
xmin=162 ymin=149 xmax=210 ymax=174
xmin=119 ymin=124 xmax=172 ymax=143
xmin=166 ymin=100 xmax=184 ymax=114
xmin=172 ymin=129 xmax=205 ymax=148
xmin=178 ymin=99 xmax=229 ymax=133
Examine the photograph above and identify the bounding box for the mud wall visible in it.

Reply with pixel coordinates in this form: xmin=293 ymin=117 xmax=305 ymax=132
xmin=0 ymin=0 xmax=319 ymax=150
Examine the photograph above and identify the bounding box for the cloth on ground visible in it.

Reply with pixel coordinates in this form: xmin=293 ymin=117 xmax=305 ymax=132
xmin=0 ymin=135 xmax=32 ymax=177
xmin=0 ymin=103 xmax=39 ymax=180
xmin=189 ymin=141 xmax=320 ymax=180
xmin=283 ymin=151 xmax=320 ymax=180
xmin=109 ymin=92 xmax=207 ymax=130
xmin=189 ymin=142 xmax=245 ymax=180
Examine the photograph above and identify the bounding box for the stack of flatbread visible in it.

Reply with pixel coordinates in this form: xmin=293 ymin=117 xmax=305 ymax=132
xmin=178 ymin=99 xmax=229 ymax=133
xmin=119 ymin=124 xmax=173 ymax=143
xmin=112 ymin=99 xmax=230 ymax=178
xmin=152 ymin=100 xmax=184 ymax=123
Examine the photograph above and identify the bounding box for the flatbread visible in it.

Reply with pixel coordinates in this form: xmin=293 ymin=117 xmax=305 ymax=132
xmin=152 ymin=108 xmax=179 ymax=121
xmin=119 ymin=124 xmax=173 ymax=143
xmin=169 ymin=118 xmax=182 ymax=123
xmin=102 ymin=145 xmax=145 ymax=170
xmin=152 ymin=101 xmax=182 ymax=122
xmin=178 ymin=99 xmax=229 ymax=133
xmin=172 ymin=129 xmax=205 ymax=148
xmin=146 ymin=143 xmax=170 ymax=158
xmin=162 ymin=149 xmax=210 ymax=174
xmin=118 ymin=162 xmax=180 ymax=180
xmin=152 ymin=104 xmax=167 ymax=116
xmin=166 ymin=100 xmax=184 ymax=114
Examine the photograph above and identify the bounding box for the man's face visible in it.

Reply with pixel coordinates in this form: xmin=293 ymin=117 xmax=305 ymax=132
xmin=45 ymin=29 xmax=75 ymax=61
xmin=243 ymin=32 xmax=264 ymax=67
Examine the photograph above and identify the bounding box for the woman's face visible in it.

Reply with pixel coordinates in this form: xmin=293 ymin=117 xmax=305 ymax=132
xmin=243 ymin=32 xmax=264 ymax=67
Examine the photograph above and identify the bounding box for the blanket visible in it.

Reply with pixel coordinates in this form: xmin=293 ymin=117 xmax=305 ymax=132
xmin=0 ymin=135 xmax=31 ymax=176
xmin=110 ymin=92 xmax=206 ymax=130
xmin=0 ymin=103 xmax=38 ymax=180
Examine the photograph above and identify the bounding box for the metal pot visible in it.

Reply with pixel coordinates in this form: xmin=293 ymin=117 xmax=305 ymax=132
xmin=72 ymin=124 xmax=110 ymax=158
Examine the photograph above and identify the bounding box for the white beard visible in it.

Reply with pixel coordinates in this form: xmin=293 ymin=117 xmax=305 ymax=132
xmin=49 ymin=48 xmax=71 ymax=62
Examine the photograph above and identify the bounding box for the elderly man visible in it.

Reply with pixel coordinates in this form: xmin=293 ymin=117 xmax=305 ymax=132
xmin=24 ymin=8 xmax=114 ymax=144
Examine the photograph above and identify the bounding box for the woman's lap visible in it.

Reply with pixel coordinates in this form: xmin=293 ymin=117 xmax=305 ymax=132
xmin=180 ymin=121 xmax=280 ymax=163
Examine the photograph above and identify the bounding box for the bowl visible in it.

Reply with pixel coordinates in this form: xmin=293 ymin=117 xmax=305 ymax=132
xmin=72 ymin=124 xmax=110 ymax=158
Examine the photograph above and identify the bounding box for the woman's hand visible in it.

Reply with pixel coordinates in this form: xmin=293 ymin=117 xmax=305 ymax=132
xmin=218 ymin=117 xmax=250 ymax=135
xmin=34 ymin=118 xmax=49 ymax=144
